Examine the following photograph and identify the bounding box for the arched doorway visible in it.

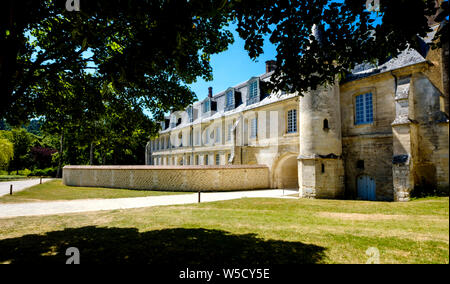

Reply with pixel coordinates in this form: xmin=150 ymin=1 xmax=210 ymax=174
xmin=357 ymin=175 xmax=376 ymax=201
xmin=273 ymin=154 xmax=299 ymax=189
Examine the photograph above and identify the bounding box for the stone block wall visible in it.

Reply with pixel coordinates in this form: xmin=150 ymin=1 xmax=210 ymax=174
xmin=63 ymin=165 xmax=270 ymax=192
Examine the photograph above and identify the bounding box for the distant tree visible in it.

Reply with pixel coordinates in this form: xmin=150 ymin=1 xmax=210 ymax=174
xmin=0 ymin=138 xmax=14 ymax=170
xmin=4 ymin=129 xmax=35 ymax=174
xmin=0 ymin=120 xmax=11 ymax=131
xmin=24 ymin=118 xmax=44 ymax=135
xmin=30 ymin=146 xmax=58 ymax=169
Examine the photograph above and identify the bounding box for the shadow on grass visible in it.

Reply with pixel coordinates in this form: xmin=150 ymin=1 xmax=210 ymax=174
xmin=0 ymin=227 xmax=326 ymax=264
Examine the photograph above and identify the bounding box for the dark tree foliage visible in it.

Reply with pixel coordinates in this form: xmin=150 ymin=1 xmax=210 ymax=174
xmin=231 ymin=0 xmax=446 ymax=93
xmin=30 ymin=146 xmax=58 ymax=169
xmin=1 ymin=0 xmax=234 ymax=124
xmin=1 ymin=0 xmax=447 ymax=126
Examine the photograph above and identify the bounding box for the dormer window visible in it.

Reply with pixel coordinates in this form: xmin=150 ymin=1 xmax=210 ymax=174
xmin=203 ymin=100 xmax=211 ymax=113
xmin=164 ymin=119 xmax=170 ymax=130
xmin=187 ymin=107 xmax=193 ymax=122
xmin=226 ymin=90 xmax=233 ymax=108
xmin=247 ymin=79 xmax=259 ymax=105
xmin=225 ymin=88 xmax=242 ymax=111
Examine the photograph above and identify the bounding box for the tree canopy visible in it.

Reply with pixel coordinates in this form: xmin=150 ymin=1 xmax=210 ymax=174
xmin=0 ymin=138 xmax=14 ymax=170
xmin=1 ymin=0 xmax=447 ymax=124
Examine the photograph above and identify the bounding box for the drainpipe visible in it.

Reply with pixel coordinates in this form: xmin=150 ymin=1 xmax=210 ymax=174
xmin=391 ymin=71 xmax=398 ymax=94
xmin=240 ymin=112 xmax=244 ymax=165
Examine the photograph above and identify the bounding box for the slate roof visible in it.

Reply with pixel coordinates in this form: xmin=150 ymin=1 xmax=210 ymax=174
xmin=344 ymin=24 xmax=441 ymax=83
xmin=160 ymin=70 xmax=297 ymax=133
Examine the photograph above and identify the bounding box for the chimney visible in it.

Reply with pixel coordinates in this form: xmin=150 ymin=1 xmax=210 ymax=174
xmin=265 ymin=60 xmax=277 ymax=73
xmin=208 ymin=87 xmax=213 ymax=98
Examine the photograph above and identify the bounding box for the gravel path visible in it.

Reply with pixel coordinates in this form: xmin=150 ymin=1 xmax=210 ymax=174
xmin=0 ymin=189 xmax=298 ymax=218
xmin=0 ymin=178 xmax=54 ymax=197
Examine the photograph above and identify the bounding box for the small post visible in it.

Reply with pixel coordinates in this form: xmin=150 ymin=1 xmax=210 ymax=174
xmin=40 ymin=176 xmax=42 ymax=184
xmin=10 ymin=184 xmax=13 ymax=195
xmin=198 ymin=191 xmax=201 ymax=203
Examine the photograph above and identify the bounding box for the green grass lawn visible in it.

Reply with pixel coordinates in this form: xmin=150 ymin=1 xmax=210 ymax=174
xmin=0 ymin=196 xmax=447 ymax=264
xmin=0 ymin=180 xmax=186 ymax=203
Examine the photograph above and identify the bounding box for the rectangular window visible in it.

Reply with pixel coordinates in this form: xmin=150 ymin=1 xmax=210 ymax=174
xmin=195 ymin=131 xmax=200 ymax=146
xmin=215 ymin=127 xmax=220 ymax=143
xmin=355 ymin=93 xmax=373 ymax=125
xmin=215 ymin=154 xmax=220 ymax=165
xmin=195 ymin=155 xmax=199 ymax=165
xmin=203 ymin=100 xmax=211 ymax=113
xmin=205 ymin=155 xmax=209 ymax=165
xmin=287 ymin=109 xmax=297 ymax=133
xmin=226 ymin=91 xmax=234 ymax=107
xmin=227 ymin=124 xmax=233 ymax=141
xmin=187 ymin=107 xmax=193 ymax=122
xmin=205 ymin=128 xmax=210 ymax=144
xmin=249 ymin=81 xmax=258 ymax=98
xmin=250 ymin=118 xmax=258 ymax=138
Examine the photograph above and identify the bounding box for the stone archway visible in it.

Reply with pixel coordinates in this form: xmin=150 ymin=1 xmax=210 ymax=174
xmin=273 ymin=154 xmax=299 ymax=189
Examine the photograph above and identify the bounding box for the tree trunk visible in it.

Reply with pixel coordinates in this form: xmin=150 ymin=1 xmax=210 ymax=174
xmin=89 ymin=142 xmax=94 ymax=165
xmin=56 ymin=131 xmax=64 ymax=178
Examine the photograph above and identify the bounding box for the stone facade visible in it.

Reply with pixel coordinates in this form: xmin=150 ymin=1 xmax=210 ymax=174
xmin=143 ymin=24 xmax=449 ymax=201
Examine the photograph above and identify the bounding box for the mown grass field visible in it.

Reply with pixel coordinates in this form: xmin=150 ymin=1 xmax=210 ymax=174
xmin=0 ymin=180 xmax=185 ymax=203
xmin=0 ymin=195 xmax=447 ymax=264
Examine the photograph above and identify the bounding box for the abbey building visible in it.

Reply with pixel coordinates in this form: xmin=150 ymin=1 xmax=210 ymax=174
xmin=146 ymin=24 xmax=449 ymax=201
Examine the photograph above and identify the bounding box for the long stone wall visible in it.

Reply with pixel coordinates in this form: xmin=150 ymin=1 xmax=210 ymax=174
xmin=63 ymin=165 xmax=270 ymax=192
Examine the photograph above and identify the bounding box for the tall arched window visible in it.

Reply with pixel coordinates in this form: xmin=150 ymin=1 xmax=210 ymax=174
xmin=323 ymin=119 xmax=329 ymax=130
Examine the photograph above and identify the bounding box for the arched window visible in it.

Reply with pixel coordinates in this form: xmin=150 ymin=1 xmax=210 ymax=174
xmin=323 ymin=119 xmax=329 ymax=130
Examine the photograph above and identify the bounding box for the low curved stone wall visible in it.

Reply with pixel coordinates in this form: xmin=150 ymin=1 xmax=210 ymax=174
xmin=63 ymin=165 xmax=270 ymax=192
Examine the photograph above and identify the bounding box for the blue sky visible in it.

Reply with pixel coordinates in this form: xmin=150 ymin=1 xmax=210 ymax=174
xmin=187 ymin=24 xmax=277 ymax=102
